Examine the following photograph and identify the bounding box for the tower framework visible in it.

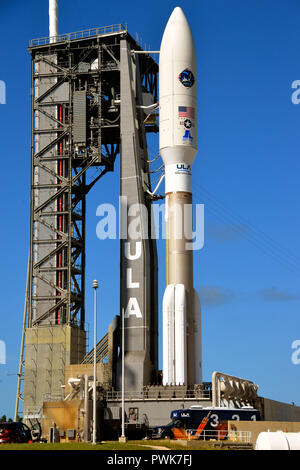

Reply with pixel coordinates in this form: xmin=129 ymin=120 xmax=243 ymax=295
xmin=19 ymin=25 xmax=159 ymax=420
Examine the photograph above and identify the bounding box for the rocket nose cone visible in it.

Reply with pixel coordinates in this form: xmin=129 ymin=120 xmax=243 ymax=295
xmin=167 ymin=6 xmax=188 ymax=27
xmin=160 ymin=6 xmax=195 ymax=58
xmin=170 ymin=6 xmax=185 ymax=20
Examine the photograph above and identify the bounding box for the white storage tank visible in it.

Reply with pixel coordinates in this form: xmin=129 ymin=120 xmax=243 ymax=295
xmin=255 ymin=431 xmax=300 ymax=450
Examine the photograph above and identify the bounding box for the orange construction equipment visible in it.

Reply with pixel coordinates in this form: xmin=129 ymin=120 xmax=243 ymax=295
xmin=172 ymin=411 xmax=212 ymax=440
xmin=172 ymin=427 xmax=188 ymax=440
xmin=215 ymin=422 xmax=228 ymax=440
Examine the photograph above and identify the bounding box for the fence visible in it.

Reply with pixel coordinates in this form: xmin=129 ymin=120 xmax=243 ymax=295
xmin=186 ymin=429 xmax=251 ymax=443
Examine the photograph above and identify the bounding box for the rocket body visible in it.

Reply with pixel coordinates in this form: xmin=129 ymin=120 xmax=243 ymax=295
xmin=159 ymin=7 xmax=202 ymax=386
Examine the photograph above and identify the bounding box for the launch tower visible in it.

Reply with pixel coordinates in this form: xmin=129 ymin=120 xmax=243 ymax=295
xmin=19 ymin=25 xmax=159 ymax=420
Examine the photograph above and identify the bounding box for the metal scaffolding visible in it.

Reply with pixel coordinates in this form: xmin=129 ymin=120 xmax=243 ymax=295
xmin=17 ymin=25 xmax=159 ymax=421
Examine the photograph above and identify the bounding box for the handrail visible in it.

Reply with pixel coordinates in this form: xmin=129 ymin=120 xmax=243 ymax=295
xmin=106 ymin=388 xmax=212 ymax=401
xmin=81 ymin=333 xmax=109 ymax=364
xmin=186 ymin=429 xmax=251 ymax=443
xmin=29 ymin=24 xmax=127 ymax=47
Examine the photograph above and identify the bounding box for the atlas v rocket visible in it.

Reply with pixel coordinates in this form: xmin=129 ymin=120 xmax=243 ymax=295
xmin=160 ymin=7 xmax=202 ymax=386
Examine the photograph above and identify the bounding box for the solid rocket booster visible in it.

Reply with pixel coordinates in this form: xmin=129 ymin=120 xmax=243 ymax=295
xmin=159 ymin=7 xmax=202 ymax=386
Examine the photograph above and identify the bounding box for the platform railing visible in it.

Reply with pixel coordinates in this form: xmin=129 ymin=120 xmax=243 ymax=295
xmin=81 ymin=333 xmax=108 ymax=364
xmin=186 ymin=429 xmax=251 ymax=443
xmin=106 ymin=388 xmax=212 ymax=401
xmin=29 ymin=24 xmax=127 ymax=47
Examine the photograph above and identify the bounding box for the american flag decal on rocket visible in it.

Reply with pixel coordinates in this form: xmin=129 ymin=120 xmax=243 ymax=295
xmin=178 ymin=106 xmax=195 ymax=119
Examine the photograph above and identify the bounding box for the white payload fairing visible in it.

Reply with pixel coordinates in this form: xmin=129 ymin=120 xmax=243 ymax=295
xmin=159 ymin=7 xmax=202 ymax=386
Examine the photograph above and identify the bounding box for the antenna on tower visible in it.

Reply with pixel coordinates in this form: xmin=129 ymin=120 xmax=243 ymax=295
xmin=49 ymin=0 xmax=58 ymax=43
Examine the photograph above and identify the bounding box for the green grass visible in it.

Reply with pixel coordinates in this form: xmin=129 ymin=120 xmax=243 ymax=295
xmin=0 ymin=439 xmax=217 ymax=451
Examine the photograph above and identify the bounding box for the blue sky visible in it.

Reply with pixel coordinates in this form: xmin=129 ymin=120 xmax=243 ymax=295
xmin=0 ymin=0 xmax=300 ymax=418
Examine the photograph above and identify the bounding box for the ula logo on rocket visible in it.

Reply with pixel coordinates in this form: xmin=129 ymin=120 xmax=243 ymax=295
xmin=176 ymin=164 xmax=191 ymax=171
xmin=182 ymin=129 xmax=193 ymax=143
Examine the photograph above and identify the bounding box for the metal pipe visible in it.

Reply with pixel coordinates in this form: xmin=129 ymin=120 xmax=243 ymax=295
xmin=121 ymin=307 xmax=125 ymax=439
xmin=132 ymin=51 xmax=160 ymax=54
xmin=49 ymin=0 xmax=58 ymax=43
xmin=212 ymin=371 xmax=257 ymax=407
xmin=14 ymin=256 xmax=30 ymax=422
xmin=146 ymin=174 xmax=165 ymax=197
xmin=84 ymin=374 xmax=89 ymax=442
xmin=92 ymin=280 xmax=98 ymax=444
xmin=56 ymin=104 xmax=63 ymax=324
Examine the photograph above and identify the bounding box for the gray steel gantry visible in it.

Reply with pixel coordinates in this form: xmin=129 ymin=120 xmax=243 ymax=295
xmin=17 ymin=25 xmax=159 ymax=422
